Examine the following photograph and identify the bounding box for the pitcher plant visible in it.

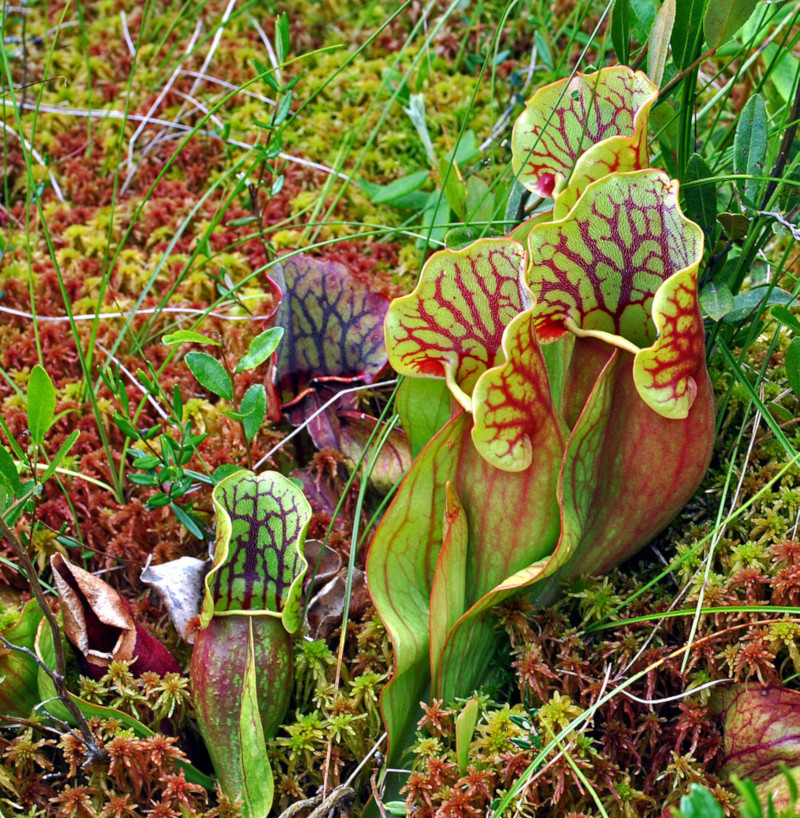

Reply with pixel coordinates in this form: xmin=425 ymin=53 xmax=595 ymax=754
xmin=367 ymin=66 xmax=715 ymax=761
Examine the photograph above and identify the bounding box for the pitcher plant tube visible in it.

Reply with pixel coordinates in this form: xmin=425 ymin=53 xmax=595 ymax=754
xmin=191 ymin=469 xmax=311 ymax=818
xmin=367 ymin=66 xmax=714 ymax=764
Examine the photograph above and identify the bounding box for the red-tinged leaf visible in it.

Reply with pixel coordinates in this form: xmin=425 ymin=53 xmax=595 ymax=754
xmin=369 ymin=406 xmax=563 ymax=761
xmin=632 ymin=261 xmax=705 ymax=418
xmin=511 ymin=66 xmax=658 ymax=217
xmin=455 ymin=698 xmax=480 ymax=775
xmin=273 ymin=256 xmax=390 ymax=405
xmin=338 ymin=411 xmax=412 ymax=493
xmin=429 ymin=484 xmax=468 ymax=693
xmin=715 ymin=684 xmax=800 ymax=814
xmin=201 ymin=470 xmax=311 ymax=632
xmin=51 ymin=554 xmax=181 ymax=678
xmin=527 ymin=169 xmax=706 ymax=419
xmin=0 ymin=600 xmax=44 ymax=717
xmin=561 ymin=338 xmax=715 ymax=577
xmin=471 ymin=308 xmax=565 ymax=471
xmin=385 ymin=238 xmax=527 ymax=410
xmin=190 ymin=616 xmax=291 ymax=801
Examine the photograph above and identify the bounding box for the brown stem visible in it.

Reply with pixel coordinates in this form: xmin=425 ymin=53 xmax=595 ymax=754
xmin=761 ymin=73 xmax=800 ymax=209
xmin=0 ymin=517 xmax=104 ymax=761
xmin=659 ymin=48 xmax=717 ymax=99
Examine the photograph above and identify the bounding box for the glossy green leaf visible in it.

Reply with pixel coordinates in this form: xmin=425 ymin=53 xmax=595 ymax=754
xmin=162 ymin=330 xmax=220 ymax=346
xmin=704 ymin=0 xmax=759 ymax=49
xmin=27 ymin=365 xmax=55 ymax=445
xmin=734 ymin=94 xmax=767 ymax=206
xmin=455 ymin=697 xmax=480 ymax=775
xmin=648 ymin=0 xmax=676 ymax=86
xmin=699 ymin=280 xmax=734 ymax=321
xmin=275 ymin=12 xmax=290 ymax=63
xmin=366 ymin=171 xmax=430 ymax=205
xmin=671 ymin=0 xmax=710 ymax=69
xmin=611 ymin=0 xmax=631 ymax=63
xmin=785 ymin=337 xmax=800 ymax=396
xmin=630 ymin=0 xmax=657 ymax=39
xmin=185 ymin=352 xmax=233 ymax=400
xmin=235 ymin=328 xmax=284 ymax=373
xmin=721 ymin=286 xmax=794 ymax=324
xmin=240 ymin=384 xmax=267 ymax=442
xmin=0 ymin=601 xmax=44 ymax=717
xmin=113 ymin=413 xmax=140 ymax=440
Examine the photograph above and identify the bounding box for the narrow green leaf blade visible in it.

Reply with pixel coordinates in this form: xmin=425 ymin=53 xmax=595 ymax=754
xmin=611 ymin=0 xmax=631 ymax=63
xmin=671 ymin=0 xmax=709 ymax=69
xmin=786 ymin=337 xmax=800 ymax=396
xmin=162 ymin=330 xmax=220 ymax=346
xmin=235 ymin=328 xmax=284 ymax=373
xmin=0 ymin=445 xmax=22 ymax=496
xmin=455 ymin=697 xmax=480 ymax=775
xmin=772 ymin=305 xmax=800 ymax=335
xmin=185 ymin=352 xmax=233 ymax=400
xmin=704 ymin=0 xmax=759 ymax=49
xmin=27 ymin=365 xmax=56 ymax=445
xmin=734 ymin=94 xmax=767 ymax=205
xmin=41 ymin=430 xmax=80 ymax=483
xmin=368 ymin=171 xmax=430 ymax=204
xmin=684 ymin=153 xmax=717 ymax=247
xmin=648 ymin=0 xmax=676 ymax=86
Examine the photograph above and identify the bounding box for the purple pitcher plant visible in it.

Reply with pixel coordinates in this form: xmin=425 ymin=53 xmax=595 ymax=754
xmin=191 ymin=469 xmax=311 ymax=818
xmin=367 ymin=66 xmax=716 ymax=759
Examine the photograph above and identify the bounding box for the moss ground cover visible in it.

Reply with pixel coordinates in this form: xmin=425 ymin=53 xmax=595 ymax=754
xmin=2 ymin=0 xmax=800 ymax=815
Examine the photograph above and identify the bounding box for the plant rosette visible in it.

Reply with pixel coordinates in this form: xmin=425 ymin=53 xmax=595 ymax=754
xmin=367 ymin=65 xmax=715 ymax=764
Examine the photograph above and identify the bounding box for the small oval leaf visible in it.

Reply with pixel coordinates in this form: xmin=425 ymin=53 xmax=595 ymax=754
xmin=240 ymin=384 xmax=267 ymax=442
xmin=163 ymin=330 xmax=220 ymax=346
xmin=27 ymin=365 xmax=56 ymax=446
xmin=185 ymin=352 xmax=233 ymax=400
xmin=699 ymin=280 xmax=734 ymax=321
xmin=235 ymin=328 xmax=284 ymax=373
